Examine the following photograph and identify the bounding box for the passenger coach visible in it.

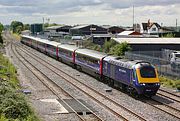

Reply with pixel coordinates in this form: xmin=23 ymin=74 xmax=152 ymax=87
xmin=58 ymin=44 xmax=78 ymax=66
xmin=75 ymin=49 xmax=107 ymax=77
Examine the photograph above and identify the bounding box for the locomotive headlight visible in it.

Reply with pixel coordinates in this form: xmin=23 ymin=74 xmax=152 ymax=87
xmin=140 ymin=83 xmax=145 ymax=86
xmin=156 ymin=83 xmax=160 ymax=86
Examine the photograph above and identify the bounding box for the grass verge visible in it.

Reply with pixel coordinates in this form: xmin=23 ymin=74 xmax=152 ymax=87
xmin=12 ymin=33 xmax=21 ymax=41
xmin=0 ymin=53 xmax=40 ymax=121
xmin=160 ymin=76 xmax=180 ymax=90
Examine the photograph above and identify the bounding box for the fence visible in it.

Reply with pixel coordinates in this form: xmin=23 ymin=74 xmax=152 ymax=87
xmin=125 ymin=51 xmax=180 ymax=79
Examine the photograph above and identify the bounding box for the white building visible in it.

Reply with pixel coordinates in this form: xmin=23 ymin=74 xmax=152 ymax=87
xmin=140 ymin=20 xmax=161 ymax=35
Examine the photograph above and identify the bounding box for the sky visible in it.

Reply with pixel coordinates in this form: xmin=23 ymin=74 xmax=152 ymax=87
xmin=0 ymin=0 xmax=180 ymax=26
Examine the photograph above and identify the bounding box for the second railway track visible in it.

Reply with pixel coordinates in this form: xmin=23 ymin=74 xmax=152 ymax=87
xmin=10 ymin=42 xmax=104 ymax=121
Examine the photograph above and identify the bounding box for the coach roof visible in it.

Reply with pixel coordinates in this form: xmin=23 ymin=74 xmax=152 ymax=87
xmin=104 ymin=55 xmax=150 ymax=69
xmin=58 ymin=44 xmax=78 ymax=51
xmin=75 ymin=48 xmax=107 ymax=59
xmin=22 ymin=35 xmax=49 ymax=43
xmin=46 ymin=41 xmax=61 ymax=47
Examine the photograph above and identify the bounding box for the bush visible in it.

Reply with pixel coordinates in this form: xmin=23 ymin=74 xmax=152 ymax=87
xmin=0 ymin=54 xmax=39 ymax=121
xmin=103 ymin=40 xmax=116 ymax=53
xmin=0 ymin=34 xmax=3 ymax=44
xmin=159 ymin=76 xmax=180 ymax=89
xmin=177 ymin=85 xmax=180 ymax=90
xmin=109 ymin=42 xmax=131 ymax=56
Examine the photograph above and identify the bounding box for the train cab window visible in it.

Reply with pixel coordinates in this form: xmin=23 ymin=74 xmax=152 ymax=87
xmin=140 ymin=66 xmax=156 ymax=78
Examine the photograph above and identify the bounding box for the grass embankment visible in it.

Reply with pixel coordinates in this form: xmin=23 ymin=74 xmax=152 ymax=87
xmin=160 ymin=76 xmax=180 ymax=90
xmin=0 ymin=53 xmax=39 ymax=121
xmin=12 ymin=33 xmax=21 ymax=41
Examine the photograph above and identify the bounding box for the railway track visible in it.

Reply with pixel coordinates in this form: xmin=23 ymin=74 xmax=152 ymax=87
xmin=157 ymin=89 xmax=180 ymax=103
xmin=10 ymin=42 xmax=103 ymax=121
xmin=144 ymin=97 xmax=180 ymax=120
xmin=157 ymin=92 xmax=180 ymax=103
xmin=15 ymin=42 xmax=147 ymax=121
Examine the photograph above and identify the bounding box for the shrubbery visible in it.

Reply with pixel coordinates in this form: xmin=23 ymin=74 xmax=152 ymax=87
xmin=109 ymin=42 xmax=131 ymax=56
xmin=84 ymin=39 xmax=131 ymax=56
xmin=159 ymin=76 xmax=180 ymax=90
xmin=0 ymin=54 xmax=39 ymax=121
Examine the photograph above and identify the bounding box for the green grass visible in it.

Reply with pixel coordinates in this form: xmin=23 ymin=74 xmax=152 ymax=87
xmin=159 ymin=76 xmax=180 ymax=90
xmin=12 ymin=33 xmax=21 ymax=41
xmin=0 ymin=53 xmax=40 ymax=121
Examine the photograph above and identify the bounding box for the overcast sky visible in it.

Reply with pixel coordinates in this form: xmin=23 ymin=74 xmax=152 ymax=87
xmin=0 ymin=0 xmax=180 ymax=26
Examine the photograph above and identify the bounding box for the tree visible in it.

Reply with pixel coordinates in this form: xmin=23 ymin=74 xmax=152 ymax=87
xmin=23 ymin=24 xmax=30 ymax=30
xmin=162 ymin=33 xmax=175 ymax=38
xmin=16 ymin=26 xmax=23 ymax=34
xmin=109 ymin=42 xmax=131 ymax=56
xmin=0 ymin=23 xmax=4 ymax=44
xmin=103 ymin=39 xmax=116 ymax=53
xmin=0 ymin=23 xmax=3 ymax=33
xmin=10 ymin=21 xmax=23 ymax=33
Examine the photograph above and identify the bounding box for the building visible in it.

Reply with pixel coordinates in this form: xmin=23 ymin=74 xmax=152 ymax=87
xmin=140 ymin=19 xmax=174 ymax=36
xmin=45 ymin=25 xmax=72 ymax=33
xmin=91 ymin=34 xmax=111 ymax=45
xmin=70 ymin=24 xmax=108 ymax=36
xmin=30 ymin=24 xmax=43 ymax=35
xmin=102 ymin=25 xmax=125 ymax=34
xmin=113 ymin=38 xmax=180 ymax=51
xmin=117 ymin=31 xmax=142 ymax=38
xmin=141 ymin=20 xmax=161 ymax=35
xmin=44 ymin=25 xmax=72 ymax=38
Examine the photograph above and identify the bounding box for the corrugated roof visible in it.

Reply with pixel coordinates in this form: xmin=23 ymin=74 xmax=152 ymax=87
xmin=118 ymin=31 xmax=135 ymax=35
xmin=113 ymin=38 xmax=180 ymax=44
xmin=71 ymin=24 xmax=90 ymax=29
xmin=46 ymin=26 xmax=63 ymax=30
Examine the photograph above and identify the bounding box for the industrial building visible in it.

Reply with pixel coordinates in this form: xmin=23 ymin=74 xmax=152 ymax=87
xmin=70 ymin=24 xmax=108 ymax=36
xmin=30 ymin=24 xmax=43 ymax=35
xmin=102 ymin=25 xmax=125 ymax=34
xmin=44 ymin=25 xmax=72 ymax=38
xmin=113 ymin=38 xmax=180 ymax=51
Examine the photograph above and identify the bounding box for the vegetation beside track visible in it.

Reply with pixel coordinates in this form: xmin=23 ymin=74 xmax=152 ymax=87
xmin=83 ymin=39 xmax=131 ymax=56
xmin=159 ymin=76 xmax=180 ymax=90
xmin=0 ymin=53 xmax=39 ymax=121
xmin=12 ymin=33 xmax=21 ymax=41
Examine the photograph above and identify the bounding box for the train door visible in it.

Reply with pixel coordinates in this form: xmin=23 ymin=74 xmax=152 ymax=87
xmin=109 ymin=64 xmax=115 ymax=87
xmin=130 ymin=69 xmax=137 ymax=86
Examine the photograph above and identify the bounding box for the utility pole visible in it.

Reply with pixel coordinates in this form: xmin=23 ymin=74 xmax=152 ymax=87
xmin=176 ymin=19 xmax=178 ymax=32
xmin=42 ymin=17 xmax=44 ymax=32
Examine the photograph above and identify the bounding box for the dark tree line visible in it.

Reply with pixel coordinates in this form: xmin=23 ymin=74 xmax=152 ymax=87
xmin=0 ymin=22 xmax=4 ymax=44
xmin=10 ymin=21 xmax=30 ymax=34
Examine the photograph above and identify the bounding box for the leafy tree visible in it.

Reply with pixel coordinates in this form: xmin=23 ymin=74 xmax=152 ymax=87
xmin=44 ymin=23 xmax=49 ymax=28
xmin=24 ymin=24 xmax=30 ymax=30
xmin=103 ymin=39 xmax=116 ymax=53
xmin=0 ymin=23 xmax=3 ymax=33
xmin=16 ymin=26 xmax=23 ymax=34
xmin=0 ymin=23 xmax=4 ymax=44
xmin=10 ymin=21 xmax=23 ymax=33
xmin=162 ymin=33 xmax=175 ymax=38
xmin=109 ymin=42 xmax=131 ymax=56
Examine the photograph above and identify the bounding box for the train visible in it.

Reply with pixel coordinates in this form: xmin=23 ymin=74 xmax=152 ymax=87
xmin=21 ymin=35 xmax=160 ymax=97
